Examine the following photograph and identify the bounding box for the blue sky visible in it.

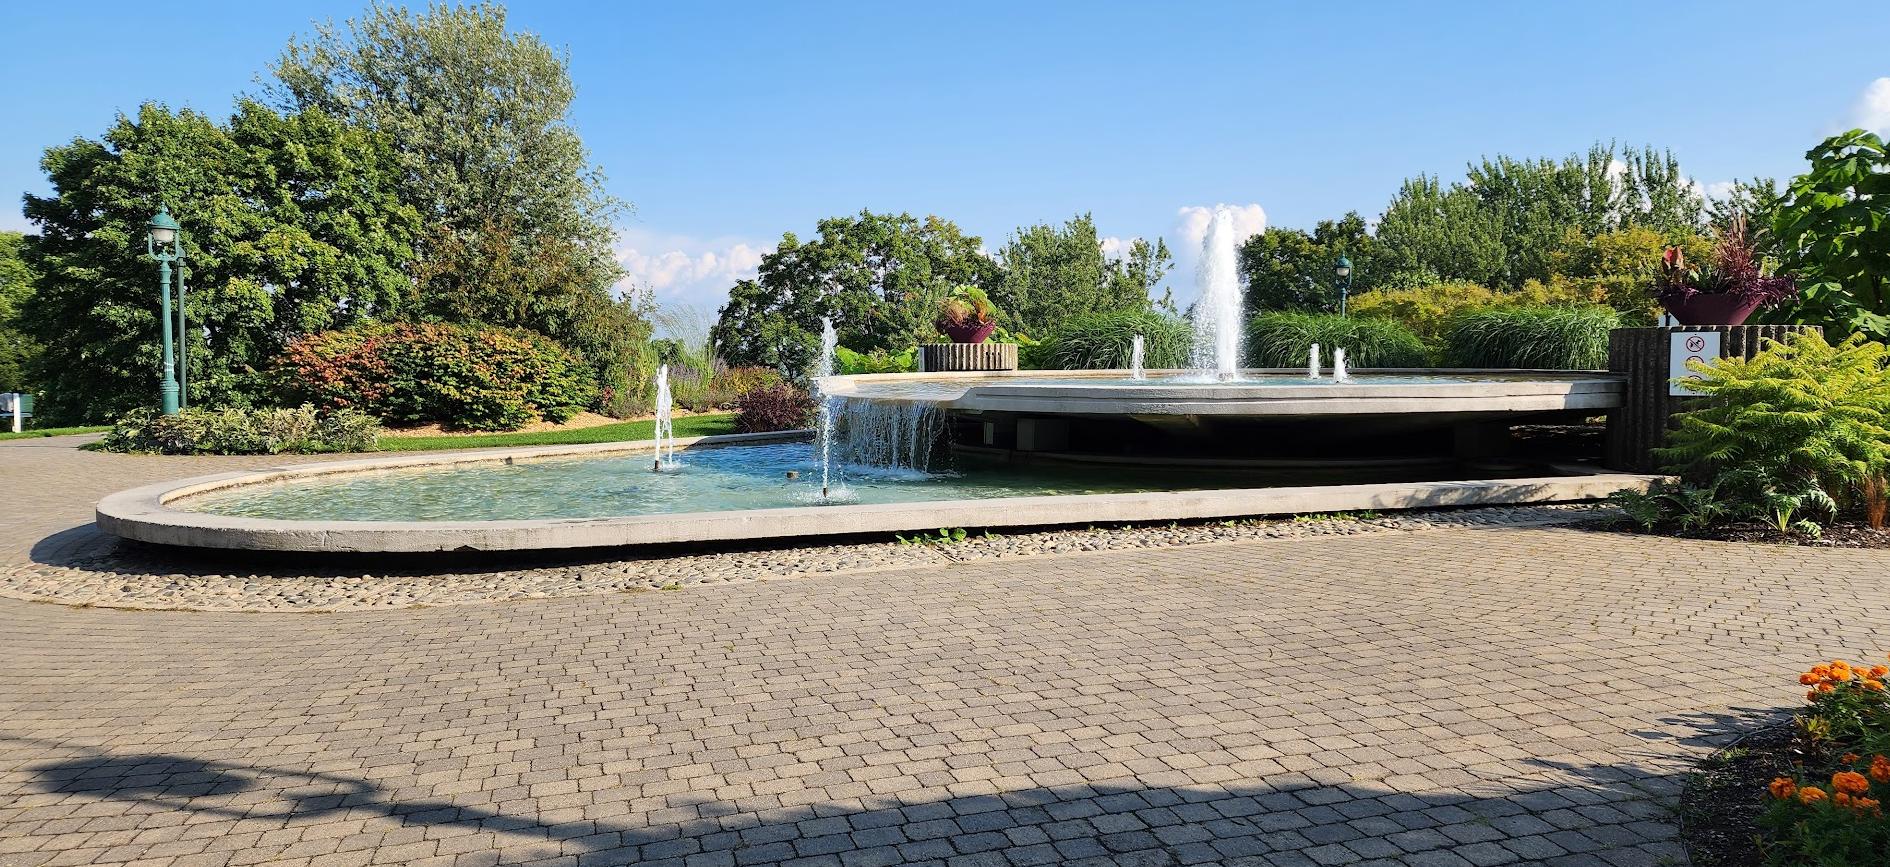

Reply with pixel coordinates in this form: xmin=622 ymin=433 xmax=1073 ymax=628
xmin=4 ymin=1 xmax=1888 ymax=311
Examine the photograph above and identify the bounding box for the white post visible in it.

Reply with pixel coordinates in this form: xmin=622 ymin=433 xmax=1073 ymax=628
xmin=8 ymin=395 xmax=19 ymax=434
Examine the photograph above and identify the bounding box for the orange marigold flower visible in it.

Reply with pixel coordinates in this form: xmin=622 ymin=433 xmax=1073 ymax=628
xmin=1871 ymin=756 xmax=1890 ymax=784
xmin=1871 ymin=665 xmax=1888 ymax=678
xmin=1831 ymin=667 xmax=1854 ymax=682
xmin=1770 ymin=777 xmax=1799 ymax=799
xmin=1811 ymin=664 xmax=1832 ymax=678
xmin=1808 ymin=690 xmax=1821 ymax=702
xmin=1855 ymin=796 xmax=1883 ymax=814
xmin=1866 ymin=679 xmax=1886 ymax=691
xmin=1819 ymin=682 xmax=1838 ymax=693
xmin=1834 ymin=771 xmax=1871 ymax=795
xmin=1836 ymin=792 xmax=1854 ymax=807
xmin=1844 ymin=753 xmax=1862 ymax=764
xmin=1800 ymin=786 xmax=1829 ymax=804
xmin=1801 ymin=673 xmax=1822 ymax=685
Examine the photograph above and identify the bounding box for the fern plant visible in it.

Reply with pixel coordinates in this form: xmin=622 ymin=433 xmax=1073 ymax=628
xmin=1657 ymin=330 xmax=1890 ymax=534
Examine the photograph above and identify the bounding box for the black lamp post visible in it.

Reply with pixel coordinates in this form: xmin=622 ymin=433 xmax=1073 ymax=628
xmin=1335 ymin=255 xmax=1354 ymax=318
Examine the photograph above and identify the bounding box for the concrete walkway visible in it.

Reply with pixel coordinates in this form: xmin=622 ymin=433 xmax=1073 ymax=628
xmin=2 ymin=438 xmax=1887 ymax=866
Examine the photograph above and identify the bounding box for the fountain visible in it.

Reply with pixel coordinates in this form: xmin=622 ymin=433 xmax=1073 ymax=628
xmin=1189 ymin=206 xmax=1244 ymax=380
xmin=1307 ymin=343 xmax=1320 ymax=380
xmin=1333 ymin=348 xmax=1350 ymax=382
xmin=1130 ymin=335 xmax=1146 ymax=380
xmin=813 ymin=320 xmax=839 ymax=497
xmin=651 ymin=364 xmax=678 ymax=470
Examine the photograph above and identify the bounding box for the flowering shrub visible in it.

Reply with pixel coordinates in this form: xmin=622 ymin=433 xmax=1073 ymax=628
xmin=277 ymin=323 xmax=597 ymax=431
xmin=99 ymin=405 xmax=379 ymax=455
xmin=1759 ymin=655 xmax=1890 ymax=863
xmin=733 ymin=383 xmax=814 ymax=433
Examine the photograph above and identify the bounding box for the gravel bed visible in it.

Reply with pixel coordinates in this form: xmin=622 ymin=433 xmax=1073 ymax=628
xmin=0 ymin=503 xmax=1610 ymax=612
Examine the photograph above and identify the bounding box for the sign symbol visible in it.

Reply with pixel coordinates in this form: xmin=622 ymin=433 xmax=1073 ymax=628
xmin=1685 ymin=335 xmax=1706 ymax=352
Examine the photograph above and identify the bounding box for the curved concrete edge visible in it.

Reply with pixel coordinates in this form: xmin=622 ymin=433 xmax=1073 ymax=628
xmin=823 ymin=368 xmax=1625 ymax=416
xmin=97 ymin=444 xmax=1659 ymax=553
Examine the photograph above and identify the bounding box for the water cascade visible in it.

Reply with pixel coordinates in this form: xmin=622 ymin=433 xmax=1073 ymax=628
xmin=813 ymin=320 xmax=839 ymax=497
xmin=1189 ymin=206 xmax=1244 ymax=380
xmin=651 ymin=364 xmax=677 ymax=470
xmin=1130 ymin=335 xmax=1146 ymax=380
xmin=829 ymin=398 xmax=948 ymax=473
xmin=1307 ymin=343 xmax=1320 ymax=380
xmin=1333 ymin=348 xmax=1350 ymax=382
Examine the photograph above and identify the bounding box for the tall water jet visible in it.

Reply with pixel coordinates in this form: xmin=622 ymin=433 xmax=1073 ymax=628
xmin=1333 ymin=348 xmax=1350 ymax=382
xmin=813 ymin=319 xmax=839 ymax=497
xmin=1307 ymin=343 xmax=1320 ymax=379
xmin=1130 ymin=334 xmax=1146 ymax=380
xmin=1189 ymin=206 xmax=1244 ymax=381
xmin=651 ymin=364 xmax=677 ymax=470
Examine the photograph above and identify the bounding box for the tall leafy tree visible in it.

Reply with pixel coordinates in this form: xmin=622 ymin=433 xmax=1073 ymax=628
xmin=712 ymin=211 xmax=997 ymax=374
xmin=19 ymin=102 xmax=417 ymax=422
xmin=991 ymin=214 xmax=1171 ymax=337
xmin=1373 ymin=176 xmax=1506 ymax=287
xmin=1237 ymin=212 xmax=1375 ymax=312
xmin=1768 ymin=130 xmax=1890 ymax=340
xmin=0 ymin=232 xmax=35 ymax=393
xmin=270 ymin=2 xmax=638 ymax=380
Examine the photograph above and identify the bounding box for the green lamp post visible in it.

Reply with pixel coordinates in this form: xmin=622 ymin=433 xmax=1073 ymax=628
xmin=146 ymin=204 xmax=183 ymax=415
xmin=1335 ymin=255 xmax=1354 ymax=318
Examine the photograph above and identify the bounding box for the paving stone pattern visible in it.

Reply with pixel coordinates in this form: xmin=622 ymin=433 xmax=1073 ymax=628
xmin=2 ymin=437 xmax=1888 ymax=866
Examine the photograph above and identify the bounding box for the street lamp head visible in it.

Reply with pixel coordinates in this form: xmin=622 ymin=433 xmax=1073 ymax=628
xmin=1334 ymin=255 xmax=1352 ymax=279
xmin=147 ymin=204 xmax=180 ymax=246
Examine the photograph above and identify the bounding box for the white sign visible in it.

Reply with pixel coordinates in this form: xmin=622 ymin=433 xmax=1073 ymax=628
xmin=1669 ymin=331 xmax=1720 ymax=396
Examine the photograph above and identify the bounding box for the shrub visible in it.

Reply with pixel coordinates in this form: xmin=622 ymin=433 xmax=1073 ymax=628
xmin=99 ymin=405 xmax=379 ymax=455
xmin=734 ymin=383 xmax=814 ymax=433
xmin=1757 ymin=655 xmax=1890 ymax=864
xmin=835 ymin=346 xmax=918 ymax=375
xmin=1035 ymin=310 xmax=1191 ymax=370
xmin=1442 ymin=305 xmax=1620 ymax=369
xmin=1244 ymin=312 xmax=1428 ymax=368
xmin=278 ymin=323 xmax=597 ymax=430
xmin=1350 ymin=282 xmax=1505 ymax=346
xmin=1653 ymin=331 xmax=1890 ymax=536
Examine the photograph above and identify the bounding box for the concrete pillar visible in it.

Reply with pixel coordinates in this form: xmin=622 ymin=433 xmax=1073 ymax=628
xmin=1603 ymin=325 xmax=1817 ymax=472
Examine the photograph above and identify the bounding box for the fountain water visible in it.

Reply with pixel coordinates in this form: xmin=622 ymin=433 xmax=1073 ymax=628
xmin=1307 ymin=343 xmax=1320 ymax=380
xmin=651 ymin=364 xmax=678 ymax=470
xmin=1130 ymin=335 xmax=1146 ymax=380
xmin=813 ymin=320 xmax=839 ymax=497
xmin=1189 ymin=206 xmax=1244 ymax=380
xmin=1333 ymin=348 xmax=1350 ymax=382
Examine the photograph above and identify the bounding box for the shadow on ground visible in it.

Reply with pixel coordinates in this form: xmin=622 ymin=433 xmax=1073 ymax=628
xmin=8 ymin=709 xmax=1784 ymax=867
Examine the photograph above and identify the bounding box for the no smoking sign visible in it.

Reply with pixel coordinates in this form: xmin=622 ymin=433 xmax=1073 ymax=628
xmin=1669 ymin=331 xmax=1720 ymax=395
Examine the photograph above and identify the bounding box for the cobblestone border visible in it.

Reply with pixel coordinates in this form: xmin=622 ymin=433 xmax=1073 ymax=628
xmin=2 ymin=503 xmax=1610 ymax=613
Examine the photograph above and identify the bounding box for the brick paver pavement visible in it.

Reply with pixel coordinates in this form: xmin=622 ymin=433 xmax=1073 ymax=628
xmin=2 ymin=437 xmax=1887 ymax=866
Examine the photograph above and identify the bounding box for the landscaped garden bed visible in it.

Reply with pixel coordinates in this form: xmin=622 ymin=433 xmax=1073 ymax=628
xmin=1682 ymin=657 xmax=1890 ymax=865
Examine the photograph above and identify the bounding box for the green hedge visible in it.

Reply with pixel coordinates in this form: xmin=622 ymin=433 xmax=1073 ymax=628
xmin=98 ymin=405 xmax=380 ymax=455
xmin=1245 ymin=312 xmax=1429 ymax=368
xmin=1443 ymin=306 xmax=1620 ymax=369
xmin=1033 ymin=310 xmax=1192 ymax=370
xmin=277 ymin=323 xmax=597 ymax=430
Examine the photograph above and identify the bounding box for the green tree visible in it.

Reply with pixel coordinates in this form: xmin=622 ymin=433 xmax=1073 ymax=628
xmin=711 ymin=211 xmax=998 ymax=374
xmin=0 ymin=231 xmax=35 ymax=393
xmin=19 ymin=102 xmax=418 ymax=422
xmin=1237 ymin=212 xmax=1375 ymax=312
xmin=1767 ymin=130 xmax=1890 ymax=341
xmin=1373 ymin=176 xmax=1506 ymax=286
xmin=990 ymin=214 xmax=1170 ymax=337
xmin=270 ymin=2 xmax=636 ymax=378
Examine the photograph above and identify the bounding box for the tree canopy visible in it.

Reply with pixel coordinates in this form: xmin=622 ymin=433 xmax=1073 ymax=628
xmin=0 ymin=232 xmax=34 ymax=393
xmin=990 ymin=214 xmax=1172 ymax=337
xmin=1767 ymin=130 xmax=1890 ymax=341
xmin=711 ymin=211 xmax=998 ymax=374
xmin=19 ymin=102 xmax=418 ymax=422
xmin=1237 ymin=212 xmax=1374 ymax=312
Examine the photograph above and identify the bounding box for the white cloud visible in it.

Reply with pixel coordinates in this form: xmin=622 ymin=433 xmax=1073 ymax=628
xmin=1099 ymin=235 xmax=1140 ymax=261
xmin=1174 ymin=203 xmax=1267 ymax=252
xmin=614 ymin=227 xmax=767 ymax=311
xmin=1853 ymin=77 xmax=1890 ymax=134
xmin=1701 ymin=180 xmax=1738 ymax=201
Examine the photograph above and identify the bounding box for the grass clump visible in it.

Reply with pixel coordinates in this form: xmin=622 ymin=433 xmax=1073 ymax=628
xmin=1442 ymin=305 xmax=1619 ymax=369
xmin=1244 ymin=312 xmax=1428 ymax=368
xmin=1034 ymin=310 xmax=1191 ymax=370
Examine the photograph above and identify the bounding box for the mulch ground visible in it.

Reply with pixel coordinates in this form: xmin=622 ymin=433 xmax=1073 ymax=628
xmin=1681 ymin=723 xmax=1803 ymax=867
xmin=1586 ymin=520 xmax=1890 ymax=550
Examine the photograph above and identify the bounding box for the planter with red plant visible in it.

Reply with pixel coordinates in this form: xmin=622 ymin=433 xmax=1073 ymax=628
xmin=936 ymin=285 xmax=999 ymax=344
xmin=1653 ymin=214 xmax=1798 ymax=326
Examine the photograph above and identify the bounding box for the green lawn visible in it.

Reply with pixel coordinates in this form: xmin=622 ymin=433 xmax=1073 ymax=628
xmin=0 ymin=425 xmax=111 ymax=442
xmin=375 ymin=413 xmax=740 ymax=452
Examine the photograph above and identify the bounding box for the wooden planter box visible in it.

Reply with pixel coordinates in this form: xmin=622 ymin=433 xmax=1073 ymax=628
xmin=1603 ymin=325 xmax=1817 ymax=472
